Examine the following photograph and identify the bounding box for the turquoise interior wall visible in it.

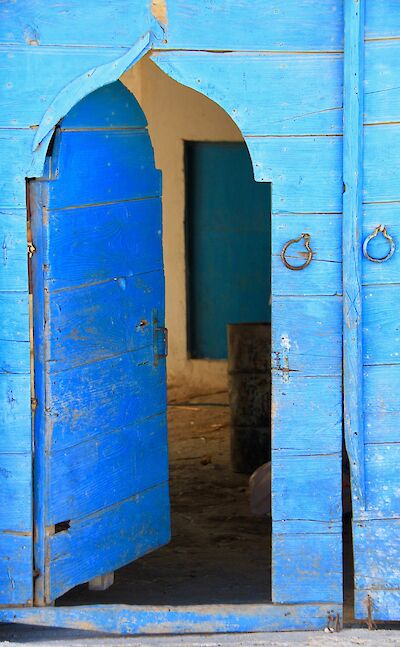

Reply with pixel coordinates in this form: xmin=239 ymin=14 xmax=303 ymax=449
xmin=185 ymin=142 xmax=271 ymax=359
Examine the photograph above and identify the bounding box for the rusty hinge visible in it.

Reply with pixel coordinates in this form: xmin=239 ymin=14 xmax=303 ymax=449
xmin=326 ymin=613 xmax=341 ymax=633
xmin=31 ymin=397 xmax=38 ymax=412
xmin=367 ymin=594 xmax=377 ymax=630
xmin=28 ymin=242 xmax=36 ymax=258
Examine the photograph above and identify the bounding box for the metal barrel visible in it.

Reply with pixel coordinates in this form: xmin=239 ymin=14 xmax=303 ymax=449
xmin=227 ymin=323 xmax=271 ymax=474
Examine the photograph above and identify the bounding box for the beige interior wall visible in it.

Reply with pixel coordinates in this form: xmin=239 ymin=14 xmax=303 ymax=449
xmin=121 ymin=55 xmax=243 ymax=393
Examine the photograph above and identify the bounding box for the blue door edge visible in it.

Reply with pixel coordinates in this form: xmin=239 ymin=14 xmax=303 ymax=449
xmin=0 ymin=603 xmax=342 ymax=634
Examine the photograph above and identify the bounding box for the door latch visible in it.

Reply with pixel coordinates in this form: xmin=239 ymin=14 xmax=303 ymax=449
xmin=152 ymin=309 xmax=168 ymax=366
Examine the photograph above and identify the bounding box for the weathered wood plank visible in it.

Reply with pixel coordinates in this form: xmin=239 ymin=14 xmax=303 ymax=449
xmin=47 ymin=272 xmax=163 ymax=372
xmin=364 ymin=444 xmax=400 ymax=514
xmin=48 ymin=414 xmax=168 ymax=523
xmin=364 ymin=365 xmax=400 ymax=444
xmin=0 ymin=129 xmax=35 ymax=208
xmin=246 ymin=136 xmax=342 ymax=209
xmin=342 ymin=0 xmax=366 ymax=510
xmin=354 ymin=519 xmax=400 ymax=590
xmin=0 ymin=292 xmax=30 ymax=374
xmin=0 ymin=453 xmax=31 ymax=532
xmin=48 ymin=347 xmax=166 ymax=451
xmin=0 ymin=602 xmax=342 ymax=634
xmin=0 ymin=210 xmax=28 ymax=292
xmin=365 ymin=0 xmax=400 ymax=40
xmin=364 ymin=125 xmax=400 ymax=203
xmin=273 ymin=533 xmax=342 ymax=604
xmin=153 ymin=52 xmax=343 ymax=136
xmin=272 ymin=375 xmax=342 ymax=455
xmin=0 ymin=374 xmax=31 ymax=453
xmin=43 ymin=200 xmax=162 ymax=291
xmin=49 ymin=130 xmax=161 ymax=209
xmin=0 ymin=533 xmax=32 ymax=605
xmin=0 ymin=46 xmax=134 ymax=128
xmin=48 ymin=483 xmax=170 ymax=600
xmin=363 ymin=285 xmax=400 ymax=365
xmin=365 ymin=41 xmax=400 ymax=125
xmin=355 ymin=589 xmax=400 ymax=623
xmin=272 ymin=296 xmax=342 ymax=376
xmin=61 ymin=81 xmax=147 ymax=129
xmin=272 ymin=214 xmax=341 ymax=296
xmin=272 ymin=453 xmax=341 ymax=524
xmin=157 ymin=0 xmax=343 ymax=51
xmin=0 ymin=1 xmax=150 ymax=47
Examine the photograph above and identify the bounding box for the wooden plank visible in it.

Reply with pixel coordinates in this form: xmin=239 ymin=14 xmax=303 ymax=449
xmin=49 ymin=130 xmax=161 ymax=209
xmin=0 ymin=129 xmax=34 ymax=208
xmin=156 ymin=0 xmax=343 ymax=52
xmin=0 ymin=210 xmax=28 ymax=292
xmin=0 ymin=292 xmax=30 ymax=375
xmin=153 ymin=52 xmax=343 ymax=136
xmin=365 ymin=41 xmax=400 ymax=126
xmin=0 ymin=46 xmax=133 ymax=128
xmin=272 ymin=453 xmax=341 ymax=524
xmin=0 ymin=602 xmax=342 ymax=634
xmin=0 ymin=453 xmax=31 ymax=532
xmin=342 ymin=0 xmax=366 ymax=510
xmin=272 ymin=214 xmax=341 ymax=296
xmin=364 ymin=444 xmax=400 ymax=514
xmin=355 ymin=589 xmax=400 ymax=623
xmin=363 ymin=203 xmax=400 ymax=286
xmin=0 ymin=1 xmax=150 ymax=47
xmin=0 ymin=374 xmax=31 ymax=453
xmin=364 ymin=365 xmax=400 ymax=444
xmin=272 ymin=375 xmax=342 ymax=455
xmin=272 ymin=296 xmax=342 ymax=377
xmin=354 ymin=519 xmax=400 ymax=590
xmin=365 ymin=0 xmax=400 ymax=40
xmin=273 ymin=534 xmax=342 ymax=604
xmin=43 ymin=199 xmax=162 ymax=291
xmin=364 ymin=125 xmax=400 ymax=203
xmin=48 ymin=347 xmax=166 ymax=451
xmin=0 ymin=292 xmax=29 ymax=342
xmin=363 ymin=285 xmax=400 ymax=365
xmin=245 ymin=136 xmax=342 ymax=210
xmin=0 ymin=533 xmax=32 ymax=605
xmin=47 ymin=272 xmax=163 ymax=371
xmin=61 ymin=81 xmax=147 ymax=129
xmin=48 ymin=483 xmax=170 ymax=601
xmin=48 ymin=414 xmax=168 ymax=523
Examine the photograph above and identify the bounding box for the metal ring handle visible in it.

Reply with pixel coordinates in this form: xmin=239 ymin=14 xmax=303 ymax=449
xmin=281 ymin=233 xmax=313 ymax=271
xmin=363 ymin=225 xmax=395 ymax=263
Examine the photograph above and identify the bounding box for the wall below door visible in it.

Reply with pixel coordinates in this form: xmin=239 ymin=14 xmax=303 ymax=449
xmin=122 ymin=56 xmax=246 ymax=393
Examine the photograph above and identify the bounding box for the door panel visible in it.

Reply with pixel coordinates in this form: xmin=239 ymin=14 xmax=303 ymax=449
xmin=352 ymin=15 xmax=400 ymax=619
xmin=31 ymin=81 xmax=170 ymax=604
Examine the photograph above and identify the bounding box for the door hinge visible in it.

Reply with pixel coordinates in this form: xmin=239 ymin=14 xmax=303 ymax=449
xmin=31 ymin=397 xmax=38 ymax=412
xmin=28 ymin=242 xmax=36 ymax=258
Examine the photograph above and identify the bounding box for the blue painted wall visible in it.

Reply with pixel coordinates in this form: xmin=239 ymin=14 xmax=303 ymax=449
xmin=186 ymin=142 xmax=271 ymax=359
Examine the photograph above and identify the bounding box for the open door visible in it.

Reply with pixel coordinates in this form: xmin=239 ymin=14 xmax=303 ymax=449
xmin=30 ymin=82 xmax=170 ymax=605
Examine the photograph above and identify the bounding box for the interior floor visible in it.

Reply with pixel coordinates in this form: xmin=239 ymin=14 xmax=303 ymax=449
xmin=59 ymin=389 xmax=355 ymax=618
xmin=60 ymin=390 xmax=271 ymax=607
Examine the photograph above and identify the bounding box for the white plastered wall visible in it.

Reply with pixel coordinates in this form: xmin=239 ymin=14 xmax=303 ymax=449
xmin=121 ymin=55 xmax=243 ymax=393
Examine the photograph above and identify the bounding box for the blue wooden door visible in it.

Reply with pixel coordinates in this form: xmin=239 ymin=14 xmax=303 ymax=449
xmin=186 ymin=142 xmax=271 ymax=359
xmin=30 ymin=82 xmax=170 ymax=604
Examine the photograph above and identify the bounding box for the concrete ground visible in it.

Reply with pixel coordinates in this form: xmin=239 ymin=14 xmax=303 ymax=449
xmin=1 ymin=625 xmax=400 ymax=646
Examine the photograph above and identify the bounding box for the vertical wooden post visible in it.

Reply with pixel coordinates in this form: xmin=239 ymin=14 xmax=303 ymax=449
xmin=343 ymin=0 xmax=365 ymax=511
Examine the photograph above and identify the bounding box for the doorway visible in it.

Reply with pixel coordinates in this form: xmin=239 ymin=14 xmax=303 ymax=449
xmin=27 ymin=62 xmax=346 ymax=632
